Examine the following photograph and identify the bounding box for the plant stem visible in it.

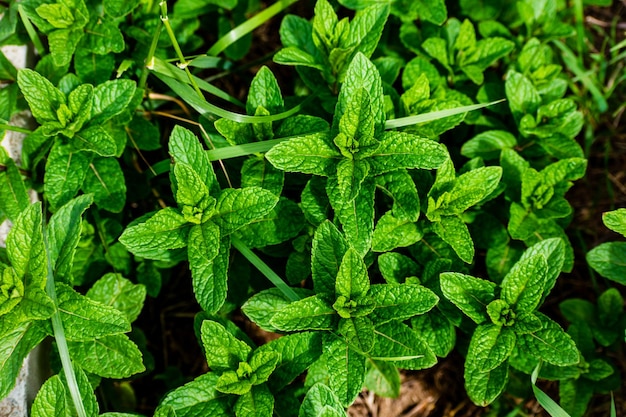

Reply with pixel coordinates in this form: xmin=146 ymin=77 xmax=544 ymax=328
xmin=159 ymin=0 xmax=204 ymax=99
xmin=231 ymin=236 xmax=300 ymax=302
xmin=0 ymin=124 xmax=33 ymax=135
xmin=139 ymin=12 xmax=163 ymax=91
xmin=17 ymin=5 xmax=46 ymax=56
xmin=42 ymin=224 xmax=87 ymax=417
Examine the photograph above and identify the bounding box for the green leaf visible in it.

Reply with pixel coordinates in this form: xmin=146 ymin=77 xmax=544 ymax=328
xmin=6 ymin=203 xmax=46 ymax=288
xmin=443 ymin=166 xmax=503 ymax=214
xmin=235 ymin=198 xmax=304 ymax=248
xmin=411 ymin=309 xmax=456 ymax=357
xmin=335 ymin=248 xmax=369 ymax=300
xmin=467 ymin=324 xmax=515 ymax=372
xmin=369 ymin=284 xmax=438 ymax=325
xmin=326 ymin=177 xmax=375 ymax=257
xmin=213 ymin=187 xmax=279 ymax=235
xmin=372 ymin=212 xmax=423 ymax=252
xmin=339 ymin=316 xmax=375 ymax=353
xmin=464 ymin=359 xmax=508 ymax=406
xmin=17 ymin=69 xmax=65 ymax=124
xmin=56 ymin=283 xmax=130 ymax=341
xmin=376 ymin=170 xmax=420 ymax=221
xmin=259 ymin=332 xmax=322 ymax=391
xmin=602 ymin=209 xmax=626 ymax=237
xmin=325 ymin=337 xmax=366 ymax=407
xmin=265 ymin=132 xmax=339 ymax=176
xmin=335 ymin=159 xmax=370 ymax=202
xmin=44 ymin=143 xmax=91 ymax=212
xmin=249 ymin=350 xmax=281 ymax=385
xmin=461 ymin=130 xmax=517 ymax=160
xmin=174 ymin=163 xmax=213 ymax=224
xmin=271 ymin=295 xmax=337 ymax=331
xmin=559 ymin=378 xmax=594 ymax=417
xmin=301 ymin=176 xmax=331 ymax=226
xmin=517 ymin=313 xmax=579 ymax=366
xmin=81 ymin=157 xmax=126 ymax=212
xmin=371 ymin=322 xmax=437 ymax=370
xmin=192 ymin=236 xmax=230 ymax=314
xmin=158 ymin=373 xmax=231 ymax=417
xmin=169 ymin=126 xmax=219 ymax=194
xmin=235 ymin=384 xmax=274 ymax=417
xmin=119 ymin=208 xmax=191 ymax=261
xmin=364 ymin=359 xmax=400 ymax=398
xmin=70 ymin=125 xmax=117 ymax=156
xmin=500 ymin=253 xmax=547 ymax=313
xmin=505 ymin=70 xmax=540 ymax=121
xmin=0 ymin=155 xmax=30 ymax=223
xmin=312 ymin=221 xmax=349 ymax=296
xmin=587 ymin=242 xmax=626 ymax=285
xmin=432 ymin=216 xmax=474 ymax=264
xmin=377 ymin=252 xmax=419 ymax=284
xmin=440 ymin=272 xmax=496 ymax=324
xmin=299 ymin=383 xmax=345 ymax=417
xmin=240 ymin=156 xmax=284 ymax=196
xmin=201 ymin=320 xmax=252 ymax=372
xmin=67 ymin=333 xmax=145 ymax=378
xmin=89 ymin=79 xmax=136 ymax=125
xmin=48 ymin=28 xmax=83 ymax=67
xmin=247 ymin=66 xmax=284 ymax=115
xmin=0 ymin=268 xmax=23 ymax=316
xmin=0 ymin=320 xmax=47 ymax=399
xmin=31 ymin=375 xmax=67 ymax=417
xmin=368 ymin=132 xmax=448 ymax=175
xmin=85 ymin=273 xmax=146 ymax=322
xmin=349 ymin=3 xmax=390 ymax=58
xmin=82 ymin=18 xmax=124 ymax=55
xmin=47 ymin=194 xmax=93 ymax=283
xmin=242 ymin=288 xmax=314 ymax=332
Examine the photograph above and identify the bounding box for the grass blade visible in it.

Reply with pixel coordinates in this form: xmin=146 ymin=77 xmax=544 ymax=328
xmin=207 ymin=0 xmax=300 ymax=57
xmin=384 ymin=99 xmax=505 ymax=130
xmin=531 ymin=362 xmax=571 ymax=417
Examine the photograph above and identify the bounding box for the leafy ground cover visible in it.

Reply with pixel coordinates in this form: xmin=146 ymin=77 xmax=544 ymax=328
xmin=0 ymin=0 xmax=625 ymax=416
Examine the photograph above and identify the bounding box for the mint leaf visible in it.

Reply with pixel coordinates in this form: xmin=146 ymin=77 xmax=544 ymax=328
xmin=89 ymin=79 xmax=137 ymax=125
xmin=70 ymin=125 xmax=117 ymax=156
xmin=56 ymin=283 xmax=130 ymax=341
xmin=6 ymin=203 xmax=46 ymax=288
xmin=266 ymin=132 xmax=340 ymax=176
xmin=364 ymin=359 xmax=401 ymax=398
xmin=260 ymin=332 xmax=323 ymax=391
xmin=349 ymin=3 xmax=390 ymax=58
xmin=44 ymin=143 xmax=91 ymax=212
xmin=312 ymin=221 xmax=349 ymax=296
xmin=48 ymin=28 xmax=83 ymax=67
xmin=377 ymin=252 xmax=420 ymax=284
xmin=500 ymin=253 xmax=547 ymax=313
xmin=81 ymin=157 xmax=126 ymax=212
xmin=271 ymin=296 xmax=337 ymax=331
xmin=602 ymin=209 xmax=626 ymax=237
xmin=158 ymin=373 xmax=231 ymax=417
xmin=119 ymin=208 xmax=191 ymax=261
xmin=68 ymin=333 xmax=145 ymax=378
xmin=326 ymin=176 xmax=375 ymax=257
xmin=587 ymin=242 xmax=626 ymax=285
xmin=368 ymin=132 xmax=448 ymax=175
xmin=0 ymin=150 xmax=30 ymax=222
xmin=201 ymin=320 xmax=252 ymax=372
xmin=411 ymin=310 xmax=456 ymax=357
xmin=247 ymin=66 xmax=284 ymax=115
xmin=371 ymin=322 xmax=437 ymax=370
xmin=375 ymin=170 xmax=420 ymax=222
xmin=324 ymin=337 xmax=366 ymax=406
xmin=30 ymin=375 xmax=67 ymax=417
xmin=369 ymin=284 xmax=438 ymax=325
xmin=17 ymin=69 xmax=65 ymax=124
xmin=241 ymin=156 xmax=284 ymax=196
xmin=467 ymin=324 xmax=516 ymax=372
xmin=174 ymin=163 xmax=213 ymax=224
xmin=85 ymin=273 xmax=146 ymax=322
xmin=335 ymin=248 xmax=369 ymax=300
xmin=517 ymin=313 xmax=579 ymax=366
xmin=169 ymin=126 xmax=219 ymax=194
xmin=464 ymin=360 xmax=508 ymax=406
xmin=235 ymin=198 xmax=304 ymax=248
xmin=213 ymin=187 xmax=279 ymax=235
xmin=299 ymin=383 xmax=345 ymax=417
xmin=372 ymin=212 xmax=423 ymax=252
xmin=505 ymin=70 xmax=541 ymax=122
xmin=192 ymin=236 xmax=230 ymax=314
xmin=235 ymin=384 xmax=274 ymax=417
xmin=461 ymin=130 xmax=517 ymax=160
xmin=0 ymin=320 xmax=47 ymax=399
xmin=242 ymin=288 xmax=314 ymax=332
xmin=335 ymin=159 xmax=370 ymax=202
xmin=47 ymin=194 xmax=93 ymax=283
xmin=440 ymin=272 xmax=496 ymax=324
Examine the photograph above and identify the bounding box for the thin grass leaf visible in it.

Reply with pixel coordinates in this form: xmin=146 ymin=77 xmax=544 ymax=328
xmin=553 ymin=40 xmax=608 ymax=113
xmin=384 ymin=100 xmax=505 ymax=130
xmin=207 ymin=0 xmax=300 ymax=57
xmin=151 ymin=58 xmax=244 ymax=107
xmin=154 ymin=73 xmax=314 ymax=123
xmin=531 ymin=362 xmax=571 ymax=417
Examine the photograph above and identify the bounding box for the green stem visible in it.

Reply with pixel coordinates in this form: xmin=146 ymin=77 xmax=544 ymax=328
xmin=206 ymin=138 xmax=288 ymax=161
xmin=231 ymin=236 xmax=300 ymax=302
xmin=0 ymin=124 xmax=33 ymax=135
xmin=139 ymin=11 xmax=163 ymax=91
xmin=17 ymin=5 xmax=46 ymax=56
xmin=42 ymin=224 xmax=87 ymax=417
xmin=207 ymin=0 xmax=300 ymax=57
xmin=159 ymin=0 xmax=204 ymax=99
